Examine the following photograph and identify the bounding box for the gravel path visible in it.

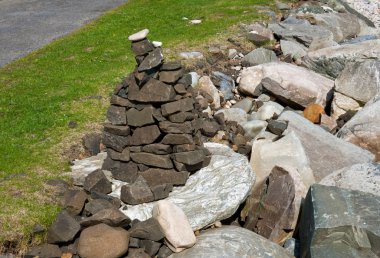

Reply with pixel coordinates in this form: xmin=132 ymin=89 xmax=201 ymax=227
xmin=0 ymin=0 xmax=128 ymax=67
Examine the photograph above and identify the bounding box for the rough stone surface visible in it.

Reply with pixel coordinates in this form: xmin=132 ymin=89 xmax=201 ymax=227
xmin=161 ymin=98 xmax=194 ymax=116
xmin=138 ymin=48 xmax=164 ymax=71
xmin=337 ymin=98 xmax=380 ymax=160
xmin=256 ymin=101 xmax=284 ymax=120
xmin=110 ymin=161 xmax=138 ymax=183
xmin=120 ymin=176 xmax=154 ymax=205
xmin=196 ymin=76 xmax=220 ymax=109
xmin=129 ymin=125 xmax=161 ymax=146
xmin=83 ymin=170 xmax=112 ymax=194
xmin=161 ymin=134 xmax=193 ymax=145
xmin=130 ymin=152 xmax=173 ymax=169
xmin=320 ymin=163 xmax=380 ymax=196
xmin=168 ymin=226 xmax=293 ymax=258
xmin=279 ymin=111 xmax=375 ymax=181
xmin=242 ymin=48 xmax=278 ymax=66
xmin=214 ymin=108 xmax=248 ymax=124
xmin=25 ymin=244 xmax=62 ymax=258
xmin=246 ymin=23 xmax=275 ymax=45
xmin=142 ymin=143 xmax=173 ymax=154
xmin=63 ymin=189 xmax=88 ymax=216
xmin=81 ymin=208 xmax=130 ymax=227
xmin=85 ymin=198 xmax=115 ymax=215
xmin=78 ymin=223 xmax=129 ymax=258
xmin=299 ymin=184 xmax=380 ymax=258
xmin=126 ymin=107 xmax=155 ymax=127
xmin=129 ymin=217 xmax=164 ymax=241
xmin=280 ymin=40 xmax=307 ymax=60
xmin=232 ymin=98 xmax=254 ymax=113
xmin=140 ymin=169 xmax=189 ymax=187
xmin=102 ymin=132 xmax=130 ymax=152
xmin=335 ymin=60 xmax=380 ymax=103
xmin=173 ymin=150 xmax=205 ymax=166
xmin=241 ymin=120 xmax=268 ymax=138
xmin=47 ymin=211 xmax=81 ymax=244
xmin=129 ymin=78 xmax=176 ymax=103
xmin=153 ymin=200 xmax=196 ymax=252
xmin=119 ymin=143 xmax=255 ymax=231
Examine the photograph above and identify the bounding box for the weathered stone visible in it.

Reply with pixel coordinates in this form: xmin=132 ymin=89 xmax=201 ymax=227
xmin=331 ymin=92 xmax=361 ymax=119
xmin=161 ymin=62 xmax=182 ymax=71
xmin=159 ymin=69 xmax=184 ymax=84
xmin=130 ymin=152 xmax=173 ymax=169
xmin=168 ymin=112 xmax=195 ymax=123
xmin=153 ymin=200 xmax=196 ymax=252
xmin=81 ymin=208 xmax=130 ymax=227
xmin=159 ymin=121 xmax=193 ymax=134
xmin=63 ymin=189 xmax=88 ymax=215
xmin=242 ymin=48 xmax=278 ymax=66
xmin=103 ymin=124 xmax=130 ymax=136
xmin=214 ymin=108 xmax=248 ymax=124
xmin=128 ymin=78 xmax=176 ymax=103
xmin=161 ymin=98 xmax=194 ymax=116
xmin=139 ymin=240 xmax=161 ymax=257
xmin=161 ymin=134 xmax=193 ymax=145
xmin=173 ymin=150 xmax=205 ymax=166
xmin=129 ymin=125 xmax=161 ymax=146
xmin=267 ymin=119 xmax=288 ymax=135
xmin=90 ymin=192 xmax=121 ymax=208
xmin=129 ymin=217 xmax=164 ymax=241
xmin=269 ymin=19 xmax=334 ymax=47
xmin=335 ymin=60 xmax=380 ymax=103
xmin=25 ymin=244 xmax=62 ymax=258
xmin=106 ymin=105 xmax=126 ymax=125
xmin=299 ymin=184 xmax=380 ymax=258
xmin=337 ymin=98 xmax=380 ymax=160
xmin=320 ymin=113 xmax=337 ymax=132
xmin=196 ymin=76 xmax=220 ymax=109
xmin=232 ymin=98 xmax=254 ymax=113
xmin=134 ymin=69 xmax=158 ymax=86
xmin=211 ymin=71 xmax=235 ymax=100
xmin=245 ymin=166 xmax=307 ymax=244
xmin=121 ymin=143 xmax=255 ymax=231
xmin=78 ymin=223 xmax=129 ymax=258
xmin=128 ymin=29 xmax=149 ymax=41
xmin=138 ymin=48 xmax=164 ymax=72
xmin=279 ymin=111 xmax=375 ymax=180
xmin=121 ymin=176 xmax=154 ymax=205
xmin=102 ymin=131 xmax=130 ymax=152
xmin=241 ymin=120 xmax=268 ymax=138
xmin=131 ymin=39 xmax=154 ymax=56
xmin=151 ymin=184 xmax=174 ymax=200
xmin=256 ymin=101 xmax=284 ymax=120
xmin=246 ymin=23 xmax=275 ymax=45
xmin=303 ymin=103 xmax=325 ymax=123
xmin=172 ymin=144 xmax=196 ymax=153
xmin=168 ymin=226 xmax=293 ymax=258
xmin=158 ymin=245 xmax=173 ymax=258
xmin=142 ymin=144 xmax=172 ymax=154
xmin=125 ymin=248 xmax=150 ymax=258
xmin=83 ymin=133 xmax=102 ymax=156
xmin=47 ymin=211 xmax=81 ymax=244
xmin=140 ymin=169 xmax=189 ymax=187
xmin=110 ymin=161 xmax=138 ymax=183
xmin=126 ymin=107 xmax=155 ymax=127
xmin=84 ymin=199 xmax=115 ymax=215
xmin=107 ymin=148 xmax=130 ymax=162
xmin=111 ymin=94 xmax=133 ymax=107
xmin=174 ymin=84 xmax=187 ymax=94
xmin=84 ymin=170 xmax=112 ymax=194
xmin=280 ymin=40 xmax=307 ymax=60
xmin=303 ymin=39 xmax=380 ymax=78
xmin=199 ymin=120 xmax=220 ymax=137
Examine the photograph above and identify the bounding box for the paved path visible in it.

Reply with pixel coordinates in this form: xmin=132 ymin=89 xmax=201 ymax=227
xmin=0 ymin=0 xmax=128 ymax=67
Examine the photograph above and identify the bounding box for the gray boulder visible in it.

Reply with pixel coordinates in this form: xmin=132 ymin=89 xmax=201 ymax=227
xmin=337 ymin=97 xmax=380 ymax=160
xmin=168 ymin=226 xmax=293 ymax=258
xmin=299 ymin=184 xmax=380 ymax=258
xmin=211 ymin=71 xmax=235 ymax=100
xmin=279 ymin=111 xmax=375 ymax=181
xmin=241 ymin=48 xmax=278 ymax=66
xmin=280 ymin=40 xmax=307 ymax=60
xmin=335 ymin=60 xmax=380 ymax=103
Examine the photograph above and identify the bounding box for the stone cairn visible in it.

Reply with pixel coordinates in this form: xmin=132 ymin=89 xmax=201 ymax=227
xmin=101 ymin=29 xmax=211 ymax=205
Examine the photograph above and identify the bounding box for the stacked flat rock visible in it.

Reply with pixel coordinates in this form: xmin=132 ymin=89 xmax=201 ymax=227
xmin=102 ymin=29 xmax=211 ymax=205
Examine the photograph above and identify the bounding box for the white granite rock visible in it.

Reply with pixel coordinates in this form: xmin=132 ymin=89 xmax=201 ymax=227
xmin=153 ymin=200 xmax=196 ymax=252
xmin=168 ymin=226 xmax=293 ymax=258
xmin=118 ymin=143 xmax=255 ymax=230
xmin=320 ymin=163 xmax=380 ymax=196
xmin=128 ymin=29 xmax=149 ymax=41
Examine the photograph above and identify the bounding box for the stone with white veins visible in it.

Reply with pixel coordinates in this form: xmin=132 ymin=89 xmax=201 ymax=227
xmin=128 ymin=29 xmax=149 ymax=41
xmin=320 ymin=163 xmax=380 ymax=196
xmin=117 ymin=143 xmax=255 ymax=230
xmin=168 ymin=226 xmax=293 ymax=258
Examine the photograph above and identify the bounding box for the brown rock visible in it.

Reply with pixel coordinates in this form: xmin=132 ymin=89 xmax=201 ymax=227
xmin=161 ymin=61 xmax=182 ymax=71
xmin=159 ymin=121 xmax=193 ymax=134
xmin=130 ymin=152 xmax=173 ymax=169
xmin=199 ymin=120 xmax=220 ymax=137
xmin=107 ymin=105 xmax=126 ymax=125
xmin=78 ymin=223 xmax=129 ymax=258
xmin=47 ymin=211 xmax=81 ymax=244
xmin=140 ymin=168 xmax=189 ymax=187
xmin=129 ymin=217 xmax=164 ymax=241
xmin=173 ymin=150 xmax=205 ymax=166
xmin=120 ymin=177 xmax=154 ymax=205
xmin=111 ymin=94 xmax=134 ymax=107
xmin=83 ymin=170 xmax=112 ymax=194
xmin=25 ymin=244 xmax=62 ymax=258
xmin=168 ymin=112 xmax=195 ymax=123
xmin=81 ymin=208 xmax=130 ymax=227
xmin=104 ymin=124 xmax=130 ymax=136
xmin=107 ymin=148 xmax=130 ymax=162
xmin=159 ymin=69 xmax=184 ymax=84
xmin=151 ymin=184 xmax=173 ymax=200
xmin=128 ymin=78 xmax=176 ymax=103
xmin=134 ymin=69 xmax=158 ymax=86
xmin=173 ymin=144 xmax=196 ymax=153
xmin=161 ymin=134 xmax=193 ymax=145
xmin=126 ymin=107 xmax=155 ymax=127
xmin=138 ymin=48 xmax=164 ymax=72
xmin=303 ymin=103 xmax=325 ymax=124
xmin=161 ymin=98 xmax=194 ymax=116
xmin=174 ymin=84 xmax=188 ymax=94
xmin=102 ymin=131 xmax=130 ymax=152
xmin=131 ymin=39 xmax=154 ymax=56
xmin=84 ymin=199 xmax=115 ymax=215
xmin=129 ymin=125 xmax=161 ymax=146
xmin=142 ymin=144 xmax=172 ymax=154
xmin=110 ymin=161 xmax=138 ymax=183
xmin=63 ymin=189 xmax=88 ymax=215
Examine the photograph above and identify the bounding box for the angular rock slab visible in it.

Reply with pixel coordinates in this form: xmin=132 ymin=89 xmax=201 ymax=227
xmin=320 ymin=163 xmax=380 ymax=196
xmin=279 ymin=111 xmax=374 ymax=181
xmin=115 ymin=143 xmax=255 ymax=230
xmin=337 ymin=98 xmax=380 ymax=160
xmin=168 ymin=226 xmax=293 ymax=258
xmin=302 ymin=39 xmax=380 ymax=78
xmin=299 ymin=184 xmax=380 ymax=258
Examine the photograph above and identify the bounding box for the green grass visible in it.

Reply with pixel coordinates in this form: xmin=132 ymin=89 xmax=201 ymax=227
xmin=0 ymin=0 xmax=275 ymax=252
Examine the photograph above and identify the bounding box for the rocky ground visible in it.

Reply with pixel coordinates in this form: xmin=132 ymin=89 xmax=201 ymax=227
xmin=8 ymin=0 xmax=380 ymax=257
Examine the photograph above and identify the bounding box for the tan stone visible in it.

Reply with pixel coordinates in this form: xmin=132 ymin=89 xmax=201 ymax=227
xmin=303 ymin=103 xmax=325 ymax=124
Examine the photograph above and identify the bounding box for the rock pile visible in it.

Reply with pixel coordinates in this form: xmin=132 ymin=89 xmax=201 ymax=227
xmin=22 ymin=0 xmax=380 ymax=257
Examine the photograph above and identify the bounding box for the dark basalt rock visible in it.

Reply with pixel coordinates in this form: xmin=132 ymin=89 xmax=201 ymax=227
xmin=80 ymin=208 xmax=130 ymax=227
xmin=138 ymin=48 xmax=164 ymax=72
xmin=161 ymin=98 xmax=194 ymax=116
xmin=47 ymin=211 xmax=81 ymax=244
xmin=130 ymin=152 xmax=173 ymax=169
xmin=161 ymin=61 xmax=182 ymax=71
xmin=267 ymin=119 xmax=288 ymax=136
xmin=129 ymin=125 xmax=161 ymax=146
xmin=107 ymin=105 xmax=126 ymax=125
xmin=63 ymin=189 xmax=88 ymax=216
xmin=84 ymin=198 xmax=116 ymax=215
xmin=142 ymin=144 xmax=172 ymax=155
xmin=107 ymin=148 xmax=130 ymax=162
xmin=110 ymin=161 xmax=139 ymax=183
xmin=173 ymin=150 xmax=205 ymax=166
xmin=131 ymin=39 xmax=154 ymax=56
xmin=83 ymin=170 xmax=112 ymax=194
xmin=120 ymin=177 xmax=155 ymax=205
xmin=102 ymin=131 xmax=130 ymax=152
xmin=129 ymin=217 xmax=164 ymax=241
xmin=161 ymin=134 xmax=194 ymax=145
xmin=128 ymin=78 xmax=176 ymax=103
xmin=139 ymin=239 xmax=162 ymax=257
xmin=140 ymin=168 xmax=189 ymax=187
xmin=151 ymin=184 xmax=173 ymax=200
xmin=104 ymin=124 xmax=130 ymax=136
xmin=159 ymin=69 xmax=185 ymax=84
xmin=159 ymin=121 xmax=193 ymax=134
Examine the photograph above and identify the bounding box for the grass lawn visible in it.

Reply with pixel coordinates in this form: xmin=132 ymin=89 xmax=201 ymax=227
xmin=0 ymin=0 xmax=276 ymax=252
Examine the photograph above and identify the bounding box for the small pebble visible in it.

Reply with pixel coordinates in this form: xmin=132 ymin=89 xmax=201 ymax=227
xmin=214 ymin=221 xmax=222 ymax=228
xmin=190 ymin=19 xmax=202 ymax=25
xmin=152 ymin=41 xmax=162 ymax=47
